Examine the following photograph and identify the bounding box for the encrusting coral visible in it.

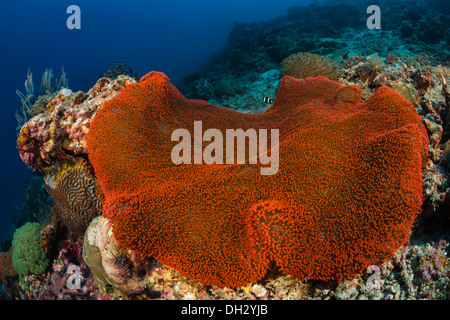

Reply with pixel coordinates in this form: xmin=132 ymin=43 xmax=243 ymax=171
xmin=87 ymin=71 xmax=429 ymax=288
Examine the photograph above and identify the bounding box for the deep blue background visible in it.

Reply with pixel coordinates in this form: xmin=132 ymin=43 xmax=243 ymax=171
xmin=0 ymin=0 xmax=316 ymax=240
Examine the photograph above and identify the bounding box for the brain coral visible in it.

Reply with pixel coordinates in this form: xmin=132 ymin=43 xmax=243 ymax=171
xmin=12 ymin=222 xmax=49 ymax=279
xmin=281 ymin=52 xmax=341 ymax=81
xmin=87 ymin=71 xmax=429 ymax=287
xmin=44 ymin=160 xmax=104 ymax=238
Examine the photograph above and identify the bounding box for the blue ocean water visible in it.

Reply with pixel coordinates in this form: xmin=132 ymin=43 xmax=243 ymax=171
xmin=0 ymin=0 xmax=317 ymax=241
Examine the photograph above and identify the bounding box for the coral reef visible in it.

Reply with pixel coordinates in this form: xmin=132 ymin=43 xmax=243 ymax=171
xmin=280 ymin=52 xmax=341 ymax=81
xmin=101 ymin=58 xmax=139 ymax=80
xmin=9 ymin=56 xmax=450 ymax=298
xmin=87 ymin=71 xmax=428 ymax=287
xmin=20 ymin=239 xmax=98 ymax=300
xmin=7 ymin=0 xmax=450 ymax=300
xmin=338 ymin=54 xmax=450 ymax=237
xmin=15 ymin=68 xmax=68 ymax=131
xmin=15 ymin=76 xmax=132 ymax=242
xmin=17 ymin=75 xmax=136 ymax=171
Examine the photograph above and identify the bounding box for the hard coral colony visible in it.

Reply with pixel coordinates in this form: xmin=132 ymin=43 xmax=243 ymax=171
xmin=87 ymin=71 xmax=429 ymax=287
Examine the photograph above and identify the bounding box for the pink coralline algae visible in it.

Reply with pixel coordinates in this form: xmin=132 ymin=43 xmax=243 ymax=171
xmin=17 ymin=76 xmax=136 ymax=171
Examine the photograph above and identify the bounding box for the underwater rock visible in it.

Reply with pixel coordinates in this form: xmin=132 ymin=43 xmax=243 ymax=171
xmin=83 ymin=217 xmax=160 ymax=295
xmin=214 ymin=80 xmax=236 ymax=98
xmin=400 ymin=21 xmax=415 ymax=39
xmin=20 ymin=239 xmax=97 ymax=300
xmin=417 ymin=18 xmax=445 ymax=45
xmin=192 ymin=78 xmax=215 ymax=100
xmin=413 ymin=68 xmax=434 ymax=94
xmin=17 ymin=75 xmax=136 ymax=171
xmin=0 ymin=248 xmax=16 ymax=296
